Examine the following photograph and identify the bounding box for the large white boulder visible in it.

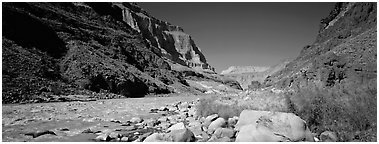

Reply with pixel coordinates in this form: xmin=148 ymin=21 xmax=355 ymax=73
xmin=235 ymin=110 xmax=314 ymax=142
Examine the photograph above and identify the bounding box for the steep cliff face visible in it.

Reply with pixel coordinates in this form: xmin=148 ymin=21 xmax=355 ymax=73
xmin=2 ymin=2 xmax=220 ymax=103
xmin=112 ymin=3 xmax=215 ymax=73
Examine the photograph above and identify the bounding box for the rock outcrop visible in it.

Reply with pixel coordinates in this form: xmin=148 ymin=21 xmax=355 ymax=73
xmin=112 ymin=3 xmax=215 ymax=73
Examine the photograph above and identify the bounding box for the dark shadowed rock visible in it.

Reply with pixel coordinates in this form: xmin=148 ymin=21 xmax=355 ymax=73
xmin=24 ymin=130 xmax=57 ymax=138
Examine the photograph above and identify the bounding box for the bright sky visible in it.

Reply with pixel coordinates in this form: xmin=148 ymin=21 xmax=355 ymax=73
xmin=138 ymin=2 xmax=335 ymax=73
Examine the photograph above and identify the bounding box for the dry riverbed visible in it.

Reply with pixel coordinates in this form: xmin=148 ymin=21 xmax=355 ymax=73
xmin=2 ymin=95 xmax=205 ymax=142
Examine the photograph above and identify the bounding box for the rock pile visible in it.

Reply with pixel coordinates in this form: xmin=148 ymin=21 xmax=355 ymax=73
xmin=90 ymin=99 xmax=318 ymax=142
xmin=18 ymin=98 xmax=336 ymax=142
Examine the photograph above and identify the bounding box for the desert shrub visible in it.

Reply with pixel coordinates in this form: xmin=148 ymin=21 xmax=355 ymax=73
xmin=248 ymin=81 xmax=261 ymax=90
xmin=286 ymin=80 xmax=377 ymax=141
xmin=196 ymin=96 xmax=245 ymax=119
xmin=196 ymin=91 xmax=290 ymax=119
xmin=50 ymin=82 xmax=62 ymax=95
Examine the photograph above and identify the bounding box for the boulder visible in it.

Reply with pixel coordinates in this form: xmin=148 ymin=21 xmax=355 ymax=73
xmin=228 ymin=116 xmax=238 ymax=127
xmin=167 ymin=106 xmax=177 ymax=112
xmin=168 ymin=128 xmax=196 ymax=142
xmin=320 ymin=131 xmax=338 ymax=142
xmin=108 ymin=132 xmax=121 ymax=139
xmin=167 ymin=122 xmax=185 ymax=132
xmin=159 ymin=106 xmax=168 ymax=111
xmin=208 ymin=136 xmax=231 ymax=142
xmin=143 ymin=118 xmax=159 ymax=127
xmin=196 ymin=131 xmax=210 ymax=142
xmin=207 ymin=117 xmax=226 ymax=134
xmin=158 ymin=122 xmax=171 ymax=130
xmin=143 ymin=133 xmax=166 ymax=142
xmin=188 ymin=108 xmax=196 ymax=117
xmin=139 ymin=132 xmax=153 ymax=140
xmin=188 ymin=120 xmax=201 ymax=127
xmin=120 ymin=136 xmax=129 ymax=142
xmin=235 ymin=110 xmax=314 ymax=142
xmin=178 ymin=112 xmax=188 ymax=119
xmin=169 ymin=119 xmax=178 ymax=125
xmin=178 ymin=102 xmax=189 ymax=110
xmin=213 ymin=128 xmax=235 ymax=138
xmin=203 ymin=114 xmax=219 ymax=127
xmin=236 ymin=124 xmax=286 ymax=142
xmin=158 ymin=116 xmax=168 ymax=122
xmin=199 ymin=117 xmax=206 ymax=123
xmin=167 ymin=115 xmax=179 ymax=122
xmin=186 ymin=117 xmax=197 ymax=123
xmin=130 ymin=117 xmax=143 ymax=123
xmin=188 ymin=124 xmax=203 ymax=136
xmin=95 ymin=133 xmax=110 ymax=141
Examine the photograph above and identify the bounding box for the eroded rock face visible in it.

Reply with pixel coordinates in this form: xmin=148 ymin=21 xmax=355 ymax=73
xmin=264 ymin=2 xmax=377 ymax=91
xmin=112 ymin=3 xmax=215 ymax=73
xmin=2 ymin=2 xmax=215 ymax=103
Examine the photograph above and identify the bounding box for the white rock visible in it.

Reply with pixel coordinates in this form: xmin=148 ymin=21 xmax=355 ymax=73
xmin=207 ymin=117 xmax=226 ymax=134
xmin=167 ymin=122 xmax=185 ymax=132
xmin=235 ymin=110 xmax=314 ymax=142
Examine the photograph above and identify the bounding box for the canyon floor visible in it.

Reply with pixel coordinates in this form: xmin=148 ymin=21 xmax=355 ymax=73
xmin=2 ymin=94 xmax=207 ymax=142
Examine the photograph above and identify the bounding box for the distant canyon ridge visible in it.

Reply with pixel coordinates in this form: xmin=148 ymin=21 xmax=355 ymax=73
xmin=220 ymin=59 xmax=291 ymax=90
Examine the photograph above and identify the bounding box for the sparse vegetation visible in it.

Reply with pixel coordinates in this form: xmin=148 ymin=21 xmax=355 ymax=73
xmin=196 ymin=91 xmax=290 ymax=119
xmin=196 ymin=96 xmax=243 ymax=119
xmin=197 ymin=77 xmax=376 ymax=142
xmin=286 ymin=80 xmax=376 ymax=142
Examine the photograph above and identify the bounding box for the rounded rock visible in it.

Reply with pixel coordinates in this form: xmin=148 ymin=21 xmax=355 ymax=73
xmin=130 ymin=117 xmax=143 ymax=123
xmin=320 ymin=131 xmax=338 ymax=142
xmin=207 ymin=117 xmax=226 ymax=134
xmin=167 ymin=122 xmax=185 ymax=132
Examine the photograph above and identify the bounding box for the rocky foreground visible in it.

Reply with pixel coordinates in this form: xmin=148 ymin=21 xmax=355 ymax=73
xmin=2 ymin=94 xmax=337 ymax=142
